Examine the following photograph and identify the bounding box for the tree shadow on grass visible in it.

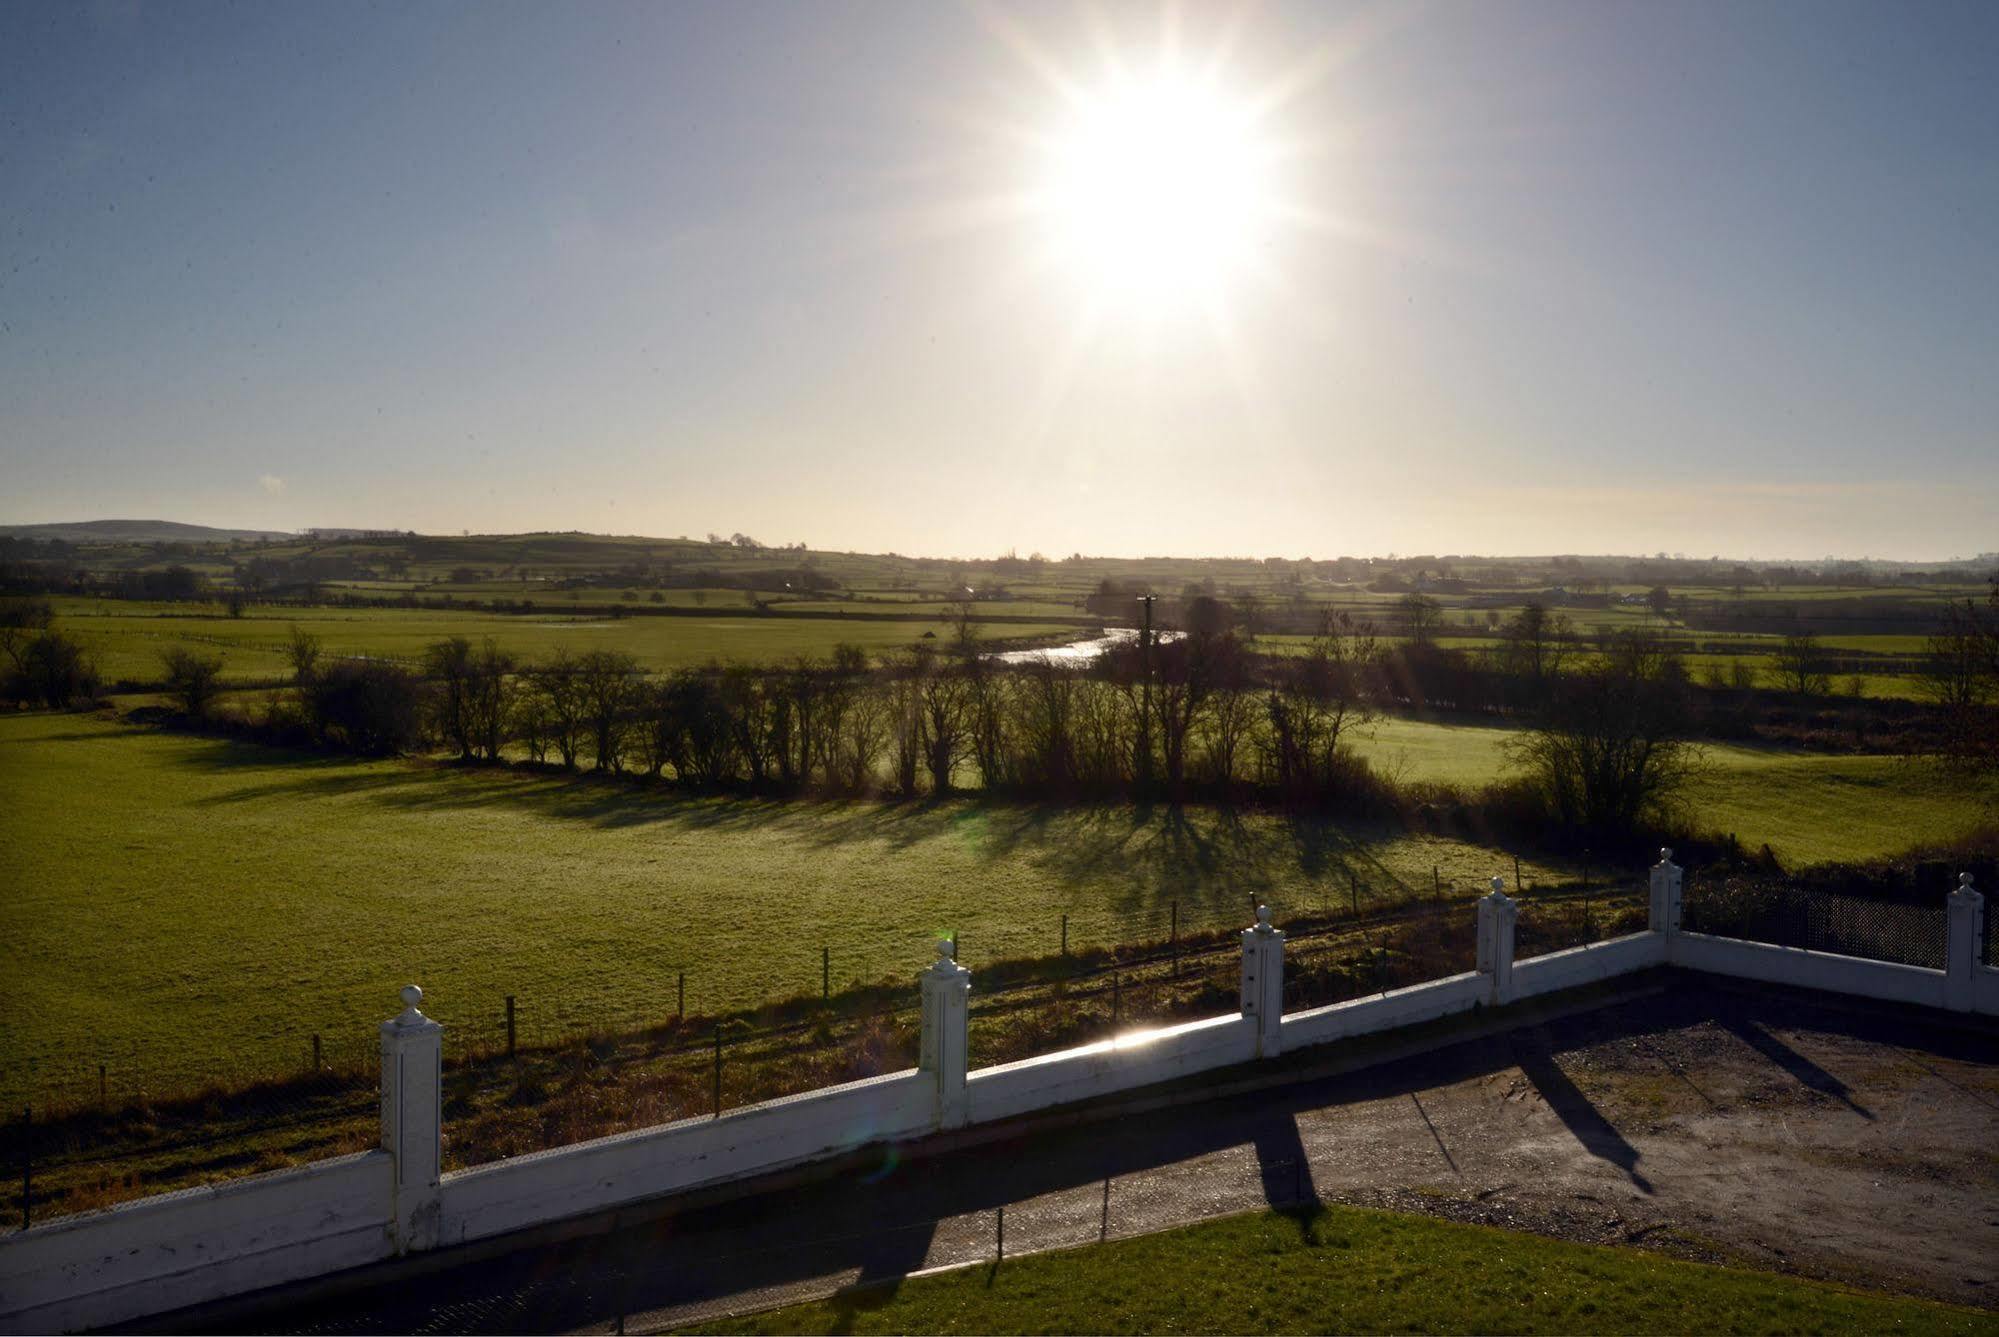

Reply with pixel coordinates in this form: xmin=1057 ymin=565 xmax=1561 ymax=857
xmin=164 ymin=732 xmax=1432 ymax=927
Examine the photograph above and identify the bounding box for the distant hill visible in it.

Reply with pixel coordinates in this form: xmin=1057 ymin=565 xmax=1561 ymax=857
xmin=0 ymin=520 xmax=296 ymax=544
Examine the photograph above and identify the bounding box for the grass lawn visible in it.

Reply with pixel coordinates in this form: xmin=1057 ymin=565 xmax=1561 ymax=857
xmin=0 ymin=712 xmax=1566 ymax=1110
xmin=685 ymin=1203 xmax=1995 ymax=1336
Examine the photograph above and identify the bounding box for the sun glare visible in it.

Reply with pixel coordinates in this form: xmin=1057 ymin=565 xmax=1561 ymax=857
xmin=1037 ymin=68 xmax=1275 ymax=306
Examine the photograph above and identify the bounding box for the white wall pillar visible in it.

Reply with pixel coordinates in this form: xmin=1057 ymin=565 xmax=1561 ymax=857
xmin=380 ymin=984 xmax=443 ymax=1253
xmin=1476 ymin=876 xmax=1518 ymax=1006
xmin=1240 ymin=905 xmax=1285 ymax=1058
xmin=1945 ymin=873 xmax=1983 ymax=1013
xmin=919 ymin=940 xmax=971 ymax=1129
xmin=1649 ymin=847 xmax=1684 ymax=934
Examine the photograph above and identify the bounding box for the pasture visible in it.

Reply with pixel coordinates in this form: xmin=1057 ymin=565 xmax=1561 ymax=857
xmin=4 ymin=705 xmax=1991 ymax=1111
xmin=1353 ymin=714 xmax=1992 ymax=863
xmin=0 ymin=711 xmax=1571 ymax=1109
xmin=47 ymin=597 xmax=1078 ymax=686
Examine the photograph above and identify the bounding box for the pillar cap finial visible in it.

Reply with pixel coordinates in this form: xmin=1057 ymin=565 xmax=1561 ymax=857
xmin=1960 ymin=871 xmax=1976 ymax=891
xmin=386 ymin=982 xmax=436 ymax=1030
xmin=1255 ymin=904 xmax=1272 ymax=930
xmin=1659 ymin=847 xmax=1674 ymax=865
xmin=1490 ymin=875 xmax=1506 ymax=895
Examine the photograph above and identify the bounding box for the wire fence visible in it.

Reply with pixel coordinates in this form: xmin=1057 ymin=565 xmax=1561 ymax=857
xmin=1515 ymin=880 xmax=1649 ymax=960
xmin=8 ymin=869 xmax=1638 ymax=1232
xmin=1681 ymin=874 xmax=1949 ymax=970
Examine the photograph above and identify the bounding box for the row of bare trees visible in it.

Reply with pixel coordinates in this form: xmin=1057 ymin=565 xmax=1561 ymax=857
xmin=384 ymin=621 xmax=1386 ymax=804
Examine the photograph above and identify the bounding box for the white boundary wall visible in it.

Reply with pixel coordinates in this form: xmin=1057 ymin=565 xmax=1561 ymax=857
xmin=439 ymin=1069 xmax=935 ymax=1248
xmin=1667 ymin=933 xmax=1949 ymax=1007
xmin=0 ymin=1151 xmax=393 ymax=1334
xmin=4 ymin=859 xmax=1991 ymax=1334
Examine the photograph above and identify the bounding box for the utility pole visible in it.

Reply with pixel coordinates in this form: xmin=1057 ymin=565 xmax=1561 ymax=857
xmin=1136 ymin=593 xmax=1157 ymax=793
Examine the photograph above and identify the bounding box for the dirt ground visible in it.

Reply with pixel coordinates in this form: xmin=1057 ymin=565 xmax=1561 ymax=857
xmin=198 ymin=978 xmax=1999 ymax=1334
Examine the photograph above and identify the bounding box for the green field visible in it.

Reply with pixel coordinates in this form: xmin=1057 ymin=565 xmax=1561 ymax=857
xmin=48 ymin=597 xmax=1080 ymax=686
xmin=0 ymin=711 xmax=1573 ymax=1110
xmin=4 ymin=707 xmax=1991 ymax=1111
xmin=1354 ymin=715 xmax=1991 ymax=862
xmin=687 ymin=1203 xmax=1994 ymax=1336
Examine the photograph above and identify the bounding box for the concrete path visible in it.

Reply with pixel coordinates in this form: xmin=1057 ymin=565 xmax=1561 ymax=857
xmin=181 ymin=982 xmax=1999 ymax=1334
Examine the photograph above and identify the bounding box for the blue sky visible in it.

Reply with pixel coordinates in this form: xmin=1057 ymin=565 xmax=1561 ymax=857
xmin=2 ymin=0 xmax=1994 ymax=560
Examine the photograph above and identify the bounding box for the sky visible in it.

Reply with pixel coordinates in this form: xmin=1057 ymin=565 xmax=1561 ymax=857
xmin=2 ymin=0 xmax=1995 ymax=562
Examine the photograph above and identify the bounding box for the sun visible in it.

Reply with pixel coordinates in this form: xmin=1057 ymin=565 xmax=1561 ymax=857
xmin=1035 ymin=66 xmax=1276 ymax=307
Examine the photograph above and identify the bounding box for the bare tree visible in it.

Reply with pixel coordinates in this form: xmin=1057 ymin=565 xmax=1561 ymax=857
xmin=1261 ymin=611 xmax=1376 ymax=797
xmin=884 ymin=651 xmax=925 ymax=796
xmin=576 ymin=649 xmax=643 ymax=772
xmin=1774 ymin=632 xmax=1831 ymax=697
xmin=284 ymin=625 xmax=322 ymax=684
xmin=829 ymin=681 xmax=891 ymax=793
xmin=525 ymin=650 xmax=589 ymax=770
xmin=1497 ymin=601 xmax=1571 ymax=701
xmin=1920 ymin=600 xmax=1993 ymax=710
xmin=1013 ymin=659 xmax=1082 ymax=792
xmin=1924 ymin=596 xmax=1999 ymax=774
xmin=1509 ymin=631 xmax=1699 ymax=832
xmin=1397 ymin=593 xmax=1442 ymax=647
xmin=465 ymin=638 xmax=516 ymax=761
xmin=424 ymin=636 xmax=478 ymax=759
xmin=720 ymin=663 xmax=781 ymax=786
xmin=915 ymin=649 xmax=969 ymax=795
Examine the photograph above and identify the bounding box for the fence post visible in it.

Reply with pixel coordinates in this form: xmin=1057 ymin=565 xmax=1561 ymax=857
xmin=505 ymin=996 xmax=516 ymax=1058
xmin=822 ymin=946 xmax=831 ymax=1000
xmin=920 ymin=939 xmax=972 ymax=1130
xmin=1476 ymin=876 xmax=1518 ymax=1007
xmin=380 ymin=984 xmax=444 ymax=1254
xmin=1945 ymin=873 xmax=1982 ymax=1012
xmin=1648 ymin=847 xmax=1683 ymax=935
xmin=1240 ymin=905 xmax=1285 ymax=1058
xmin=1061 ymin=914 xmax=1068 ymax=957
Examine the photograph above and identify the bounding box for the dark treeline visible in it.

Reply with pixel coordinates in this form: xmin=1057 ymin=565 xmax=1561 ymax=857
xmin=269 ymin=618 xmax=1397 ymax=806
xmin=9 ymin=585 xmax=1995 ymax=836
xmin=248 ymin=607 xmax=1734 ymax=836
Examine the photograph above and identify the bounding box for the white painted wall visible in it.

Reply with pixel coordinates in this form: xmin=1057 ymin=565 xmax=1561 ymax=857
xmin=1513 ymin=933 xmax=1668 ymax=999
xmin=1975 ymin=966 xmax=1999 ymax=1014
xmin=0 ymin=1150 xmax=393 ymax=1335
xmin=1280 ymin=972 xmax=1486 ymax=1049
xmin=1669 ymin=932 xmax=1948 ymax=1008
xmin=6 ymin=870 xmax=1989 ymax=1335
xmin=967 ymin=1014 xmax=1255 ymax=1125
xmin=438 ymin=1069 xmax=934 ymax=1249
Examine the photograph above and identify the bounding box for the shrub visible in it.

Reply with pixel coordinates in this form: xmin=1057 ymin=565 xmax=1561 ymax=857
xmin=160 ymin=646 xmax=225 ymax=717
xmin=2 ymin=629 xmax=100 ymax=708
xmin=302 ymin=659 xmax=428 ymax=755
